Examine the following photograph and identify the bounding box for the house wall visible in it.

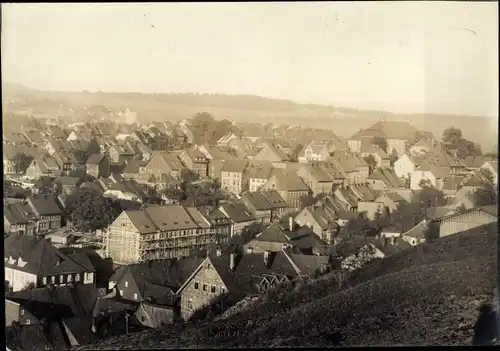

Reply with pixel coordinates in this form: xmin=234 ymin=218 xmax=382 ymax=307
xmin=410 ymin=170 xmax=437 ymax=190
xmin=357 ymin=201 xmax=385 ymax=220
xmin=438 ymin=210 xmax=497 ymax=238
xmin=347 ymin=140 xmax=362 ymax=153
xmin=294 ymin=208 xmax=323 ymax=237
xmin=368 ymin=179 xmax=388 ymax=191
xmin=249 ymin=177 xmax=268 ymax=192
xmin=394 ymin=155 xmax=415 ymax=179
xmin=402 ymin=235 xmax=425 ymax=246
xmin=180 ymin=260 xmax=228 ymax=321
xmin=244 ymin=240 xmax=288 ymax=254
xmin=221 ymin=171 xmax=243 ymax=195
xmin=107 ymin=212 xmax=141 ymax=264
xmin=387 ymin=139 xmax=407 ymax=157
xmin=115 ymin=270 xmax=143 ymax=301
xmin=5 ymin=267 xmax=37 ymax=292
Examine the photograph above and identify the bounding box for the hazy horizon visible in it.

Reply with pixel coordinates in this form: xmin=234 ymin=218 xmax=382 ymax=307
xmin=2 ymin=2 xmax=498 ymax=118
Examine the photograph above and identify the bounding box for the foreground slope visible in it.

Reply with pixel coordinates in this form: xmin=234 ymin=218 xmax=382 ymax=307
xmin=85 ymin=223 xmax=497 ymax=348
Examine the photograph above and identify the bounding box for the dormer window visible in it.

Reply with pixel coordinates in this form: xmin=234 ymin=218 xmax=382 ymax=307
xmin=18 ymin=257 xmax=27 ymax=268
xmin=8 ymin=256 xmax=17 ymax=265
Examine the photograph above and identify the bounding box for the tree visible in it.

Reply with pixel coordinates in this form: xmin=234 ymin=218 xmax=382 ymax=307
xmin=442 ymin=127 xmax=482 ymax=160
xmin=65 ymin=188 xmax=121 ymax=231
xmin=473 ymin=183 xmax=498 ymax=207
xmin=418 ymin=178 xmax=432 ymax=189
xmin=13 ymin=153 xmax=32 ymax=174
xmin=479 ymin=168 xmax=495 ymax=184
xmin=371 ymin=136 xmax=388 ymax=153
xmin=389 ymin=149 xmax=399 ymax=167
xmin=363 ymin=155 xmax=377 ymax=174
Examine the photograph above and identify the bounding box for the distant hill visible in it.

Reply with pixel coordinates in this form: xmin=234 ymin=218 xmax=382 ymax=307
xmin=83 ymin=223 xmax=497 ymax=349
xmin=2 ymin=81 xmax=497 ymax=150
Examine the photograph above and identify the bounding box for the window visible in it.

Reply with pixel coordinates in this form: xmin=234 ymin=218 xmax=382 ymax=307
xmin=60 ymin=275 xmax=64 ymax=283
xmin=194 ymin=282 xmax=199 ymax=290
xmin=120 ymin=290 xmax=124 ymax=296
xmin=187 ymin=299 xmax=193 ymax=309
xmin=125 ymin=281 xmax=129 ymax=288
xmin=42 ymin=277 xmax=47 ymax=285
xmin=134 ymin=293 xmax=138 ymax=300
xmin=221 ymin=287 xmax=226 ymax=294
xmin=51 ymin=276 xmax=55 ymax=284
xmin=68 ymin=275 xmax=73 ymax=282
xmin=75 ymin=274 xmax=80 ymax=282
xmin=26 ymin=319 xmax=31 ymax=325
xmin=202 ymin=284 xmax=207 ymax=291
xmin=211 ymin=285 xmax=216 ymax=293
xmin=141 ymin=316 xmax=146 ymax=322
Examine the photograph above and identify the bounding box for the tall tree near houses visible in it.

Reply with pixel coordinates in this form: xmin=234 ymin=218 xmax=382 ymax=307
xmin=363 ymin=155 xmax=377 ymax=174
xmin=389 ymin=149 xmax=399 ymax=166
xmin=371 ymin=136 xmax=388 ymax=153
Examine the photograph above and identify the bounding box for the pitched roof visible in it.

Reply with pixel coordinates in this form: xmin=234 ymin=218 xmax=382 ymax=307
xmin=28 ymin=194 xmax=63 ymax=216
xmin=361 ymin=120 xmax=418 ymax=140
xmin=269 ymin=169 xmax=310 ymax=192
xmin=86 ymin=153 xmax=104 ymax=165
xmin=4 ymin=202 xmax=37 ymax=225
xmin=402 ymin=220 xmax=429 ymax=239
xmin=4 ymin=233 xmax=90 ymax=276
xmin=220 ymin=202 xmax=256 ymax=223
xmin=464 ymin=155 xmax=496 ymax=168
xmin=368 ymin=168 xmax=404 ymax=188
xmin=221 ymin=159 xmax=248 ymax=173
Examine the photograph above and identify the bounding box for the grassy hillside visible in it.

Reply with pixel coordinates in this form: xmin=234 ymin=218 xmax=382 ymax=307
xmin=3 ymin=82 xmax=497 ymax=149
xmin=84 ymin=223 xmax=497 ymax=349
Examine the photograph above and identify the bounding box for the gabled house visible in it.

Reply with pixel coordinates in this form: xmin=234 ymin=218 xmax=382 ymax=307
xmin=107 ymin=145 xmax=136 ymax=164
xmin=347 ymin=120 xmax=419 ymax=157
xmin=408 ymin=138 xmax=434 ymax=157
xmin=359 ymin=141 xmax=390 ymax=169
xmin=245 ymin=162 xmax=275 ymax=192
xmin=410 ymin=163 xmax=451 ymax=190
xmin=253 ymin=143 xmax=291 ymax=163
xmin=4 ymin=202 xmax=38 ymax=235
xmin=297 ymin=141 xmax=330 ymax=163
xmin=86 ymin=154 xmax=111 ymax=179
xmin=145 ymin=151 xmax=185 ymax=179
xmin=178 ymin=148 xmax=209 ymax=177
xmin=221 ymin=160 xmax=248 ymax=195
xmin=393 ymin=153 xmax=425 ymax=179
xmin=218 ymin=202 xmax=257 ymax=237
xmin=296 ymin=163 xmax=339 ymax=196
xmin=259 ymin=169 xmax=312 ymax=211
xmin=373 ymin=192 xmax=406 ymax=214
xmin=4 ymin=233 xmax=96 ymax=292
xmin=401 ymin=219 xmax=428 ymax=246
xmin=22 ymin=130 xmax=46 ymax=147
xmin=329 ymin=152 xmax=370 ymax=185
xmin=26 ymin=195 xmax=64 ymax=233
xmin=294 ymin=204 xmax=341 ymax=244
xmin=367 ymin=168 xmax=404 ymax=191
xmin=241 ymin=190 xmax=287 ymax=226
xmin=244 ymin=222 xmax=327 ymax=254
xmin=107 ymin=257 xmax=204 ymax=307
xmin=26 ymin=154 xmax=61 ymax=180
xmin=176 ymin=250 xmax=327 ymax=320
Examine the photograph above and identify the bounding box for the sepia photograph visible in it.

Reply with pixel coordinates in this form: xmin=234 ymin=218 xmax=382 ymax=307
xmin=2 ymin=2 xmax=498 ymax=349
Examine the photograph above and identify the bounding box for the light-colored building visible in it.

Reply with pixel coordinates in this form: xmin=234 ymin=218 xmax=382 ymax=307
xmin=221 ymin=160 xmax=248 ymax=195
xmin=105 ymin=205 xmax=229 ymax=264
xmin=5 ymin=233 xmax=95 ymax=292
xmin=429 ymin=205 xmax=497 ymax=238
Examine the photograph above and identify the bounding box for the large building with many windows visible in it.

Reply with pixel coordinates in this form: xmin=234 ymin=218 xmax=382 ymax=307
xmin=104 ymin=204 xmax=231 ymax=264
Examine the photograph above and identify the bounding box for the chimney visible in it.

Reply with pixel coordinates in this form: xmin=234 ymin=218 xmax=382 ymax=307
xmin=229 ymin=253 xmax=236 ymax=271
xmin=264 ymin=250 xmax=271 ymax=267
xmin=289 ymin=216 xmax=293 ymax=231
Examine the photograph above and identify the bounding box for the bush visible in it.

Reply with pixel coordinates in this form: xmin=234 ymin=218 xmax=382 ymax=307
xmin=188 ymin=293 xmax=241 ymax=325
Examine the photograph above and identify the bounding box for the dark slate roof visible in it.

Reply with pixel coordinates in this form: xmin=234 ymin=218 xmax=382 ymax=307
xmin=243 ymin=192 xmax=274 ymax=211
xmin=220 ymin=202 xmax=256 ymax=223
xmin=86 ymin=153 xmax=104 ymax=165
xmin=221 ymin=159 xmax=248 ymax=173
xmin=9 ymin=285 xmax=99 ymax=346
xmin=208 ymin=252 xmax=300 ymax=295
xmin=56 ymin=176 xmax=81 ymax=187
xmin=28 ymin=194 xmax=63 ymax=216
xmin=286 ymin=252 xmax=329 ymax=276
xmin=260 ymin=190 xmax=288 ymax=209
xmin=111 ymin=256 xmax=205 ymax=293
xmin=402 ymin=220 xmax=429 ymax=239
xmin=4 ymin=233 xmax=88 ymax=276
xmin=4 ymin=202 xmax=37 ymax=224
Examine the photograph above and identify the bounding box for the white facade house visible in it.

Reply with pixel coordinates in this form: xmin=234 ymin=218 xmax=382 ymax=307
xmin=410 ymin=169 xmax=437 ymax=191
xmin=394 ymin=154 xmax=417 ymax=179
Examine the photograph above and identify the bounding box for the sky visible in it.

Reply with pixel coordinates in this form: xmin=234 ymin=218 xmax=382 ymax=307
xmin=2 ymin=2 xmax=498 ymax=117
